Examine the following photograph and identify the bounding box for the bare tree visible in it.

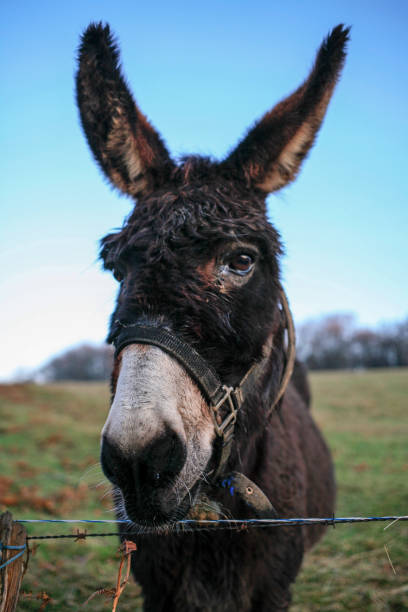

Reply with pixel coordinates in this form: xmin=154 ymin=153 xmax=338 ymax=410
xmin=297 ymin=314 xmax=355 ymax=370
xmin=40 ymin=344 xmax=113 ymax=381
xmin=297 ymin=314 xmax=408 ymax=370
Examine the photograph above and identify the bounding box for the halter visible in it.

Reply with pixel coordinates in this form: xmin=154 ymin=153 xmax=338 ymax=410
xmin=113 ymin=288 xmax=296 ymax=515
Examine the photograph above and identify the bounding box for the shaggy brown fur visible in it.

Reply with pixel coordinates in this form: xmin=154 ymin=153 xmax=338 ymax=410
xmin=76 ymin=23 xmax=349 ymax=611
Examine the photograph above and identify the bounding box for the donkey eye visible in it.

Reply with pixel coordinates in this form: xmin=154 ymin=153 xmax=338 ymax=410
xmin=228 ymin=253 xmax=254 ymax=276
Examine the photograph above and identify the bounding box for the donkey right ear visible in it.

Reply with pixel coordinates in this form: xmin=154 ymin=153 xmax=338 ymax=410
xmin=76 ymin=23 xmax=175 ymax=198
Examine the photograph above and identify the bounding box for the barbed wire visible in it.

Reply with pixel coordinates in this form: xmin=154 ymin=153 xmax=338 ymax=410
xmin=2 ymin=516 xmax=406 ymax=575
xmin=16 ymin=515 xmax=408 ymax=540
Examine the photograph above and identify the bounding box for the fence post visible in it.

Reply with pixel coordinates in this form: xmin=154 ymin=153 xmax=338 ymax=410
xmin=0 ymin=511 xmax=26 ymax=612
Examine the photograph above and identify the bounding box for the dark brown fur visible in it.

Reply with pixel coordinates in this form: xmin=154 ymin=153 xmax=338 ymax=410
xmin=76 ymin=23 xmax=349 ymax=611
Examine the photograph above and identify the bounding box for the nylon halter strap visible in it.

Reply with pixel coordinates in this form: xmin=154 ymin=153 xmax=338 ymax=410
xmin=113 ymin=288 xmax=296 ymax=482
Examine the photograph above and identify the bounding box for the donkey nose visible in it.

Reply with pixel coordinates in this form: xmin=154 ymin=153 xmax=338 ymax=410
xmin=101 ymin=431 xmax=187 ymax=494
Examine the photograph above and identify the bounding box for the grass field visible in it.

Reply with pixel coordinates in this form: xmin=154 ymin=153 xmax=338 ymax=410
xmin=0 ymin=369 xmax=407 ymax=611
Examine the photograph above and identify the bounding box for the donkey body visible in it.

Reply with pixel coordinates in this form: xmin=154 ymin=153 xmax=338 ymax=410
xmin=76 ymin=24 xmax=348 ymax=611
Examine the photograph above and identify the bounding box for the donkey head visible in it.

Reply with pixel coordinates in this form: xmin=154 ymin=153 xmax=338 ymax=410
xmin=76 ymin=24 xmax=348 ymax=526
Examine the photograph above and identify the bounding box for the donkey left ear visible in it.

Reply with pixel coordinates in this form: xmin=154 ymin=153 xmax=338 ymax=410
xmin=221 ymin=25 xmax=350 ymax=193
xmin=76 ymin=23 xmax=175 ymax=199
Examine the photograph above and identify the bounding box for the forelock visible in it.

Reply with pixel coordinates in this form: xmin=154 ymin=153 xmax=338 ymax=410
xmin=100 ymin=155 xmax=281 ymax=271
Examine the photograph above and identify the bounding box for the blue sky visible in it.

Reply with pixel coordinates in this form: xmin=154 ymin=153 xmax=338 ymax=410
xmin=1 ymin=0 xmax=407 ymax=379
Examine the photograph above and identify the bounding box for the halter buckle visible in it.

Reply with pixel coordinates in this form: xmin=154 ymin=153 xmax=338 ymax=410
xmin=211 ymin=385 xmax=242 ymax=438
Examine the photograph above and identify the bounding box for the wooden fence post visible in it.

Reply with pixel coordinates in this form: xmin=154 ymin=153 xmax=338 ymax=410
xmin=0 ymin=511 xmax=26 ymax=612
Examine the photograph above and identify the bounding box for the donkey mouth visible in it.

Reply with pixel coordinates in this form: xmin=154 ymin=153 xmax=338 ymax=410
xmin=120 ymin=479 xmax=202 ymax=528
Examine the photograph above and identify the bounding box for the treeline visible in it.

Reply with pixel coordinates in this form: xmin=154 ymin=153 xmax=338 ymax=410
xmin=37 ymin=314 xmax=408 ymax=381
xmin=297 ymin=314 xmax=408 ymax=370
xmin=39 ymin=344 xmax=114 ymax=382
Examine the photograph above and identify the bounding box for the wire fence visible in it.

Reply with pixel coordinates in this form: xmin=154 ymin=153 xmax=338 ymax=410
xmin=2 ymin=513 xmax=407 ymax=610
xmin=16 ymin=514 xmax=408 ymax=539
xmin=3 ymin=514 xmax=408 ymax=567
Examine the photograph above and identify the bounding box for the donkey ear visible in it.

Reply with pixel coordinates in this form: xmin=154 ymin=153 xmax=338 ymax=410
xmin=76 ymin=23 xmax=175 ymax=198
xmin=221 ymin=25 xmax=350 ymax=193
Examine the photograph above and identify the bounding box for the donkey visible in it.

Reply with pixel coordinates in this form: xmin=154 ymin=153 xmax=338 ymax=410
xmin=76 ymin=23 xmax=348 ymax=611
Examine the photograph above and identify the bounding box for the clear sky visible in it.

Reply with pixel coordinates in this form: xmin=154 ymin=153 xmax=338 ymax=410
xmin=1 ymin=0 xmax=407 ymax=380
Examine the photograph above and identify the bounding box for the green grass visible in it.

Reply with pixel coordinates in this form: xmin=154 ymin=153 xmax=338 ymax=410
xmin=292 ymin=369 xmax=408 ymax=612
xmin=0 ymin=383 xmax=143 ymax=610
xmin=0 ymin=369 xmax=407 ymax=610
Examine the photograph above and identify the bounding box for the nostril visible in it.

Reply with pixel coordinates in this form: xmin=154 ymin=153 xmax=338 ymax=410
xmin=100 ymin=437 xmax=129 ymax=487
xmin=139 ymin=431 xmax=187 ymax=488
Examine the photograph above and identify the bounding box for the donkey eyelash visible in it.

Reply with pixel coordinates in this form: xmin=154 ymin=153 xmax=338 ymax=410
xmin=221 ymin=244 xmax=260 ymax=260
